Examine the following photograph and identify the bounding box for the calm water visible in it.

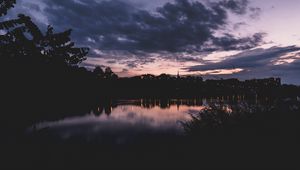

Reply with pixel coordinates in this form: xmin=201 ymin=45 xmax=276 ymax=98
xmin=27 ymin=98 xmax=257 ymax=142
xmin=27 ymin=99 xmax=210 ymax=140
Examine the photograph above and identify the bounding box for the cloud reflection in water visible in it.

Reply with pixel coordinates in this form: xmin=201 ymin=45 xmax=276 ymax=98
xmin=29 ymin=103 xmax=206 ymax=142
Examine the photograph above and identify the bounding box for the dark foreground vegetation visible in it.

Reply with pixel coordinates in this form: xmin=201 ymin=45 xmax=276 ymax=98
xmin=183 ymin=98 xmax=300 ymax=137
xmin=1 ymin=1 xmax=300 ymax=169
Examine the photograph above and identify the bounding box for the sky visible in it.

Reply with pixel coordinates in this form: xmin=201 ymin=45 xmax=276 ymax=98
xmin=4 ymin=0 xmax=300 ymax=84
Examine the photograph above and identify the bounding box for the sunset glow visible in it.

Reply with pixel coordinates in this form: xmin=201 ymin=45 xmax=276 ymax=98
xmin=4 ymin=0 xmax=300 ymax=84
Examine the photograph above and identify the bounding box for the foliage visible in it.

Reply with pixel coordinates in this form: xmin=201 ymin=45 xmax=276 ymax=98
xmin=0 ymin=14 xmax=89 ymax=66
xmin=182 ymin=99 xmax=300 ymax=136
xmin=0 ymin=0 xmax=15 ymax=16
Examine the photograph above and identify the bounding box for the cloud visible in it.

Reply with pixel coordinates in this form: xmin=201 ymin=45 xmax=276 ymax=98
xmin=12 ymin=0 xmax=300 ymax=83
xmin=249 ymin=7 xmax=261 ymax=19
xmin=7 ymin=0 xmax=263 ymax=54
xmin=212 ymin=32 xmax=266 ymax=51
xmin=188 ymin=46 xmax=300 ymax=71
xmin=187 ymin=46 xmax=300 ymax=84
xmin=217 ymin=0 xmax=249 ymax=15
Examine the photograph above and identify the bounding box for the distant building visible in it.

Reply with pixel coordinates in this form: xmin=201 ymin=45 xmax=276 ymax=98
xmin=275 ymin=78 xmax=281 ymax=86
xmin=245 ymin=78 xmax=281 ymax=87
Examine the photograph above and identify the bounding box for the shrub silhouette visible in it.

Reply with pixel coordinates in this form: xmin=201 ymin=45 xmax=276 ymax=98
xmin=182 ymin=99 xmax=300 ymax=136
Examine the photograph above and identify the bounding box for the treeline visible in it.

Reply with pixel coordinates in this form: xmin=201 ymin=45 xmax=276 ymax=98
xmin=88 ymin=68 xmax=298 ymax=99
xmin=94 ymin=75 xmax=299 ymax=99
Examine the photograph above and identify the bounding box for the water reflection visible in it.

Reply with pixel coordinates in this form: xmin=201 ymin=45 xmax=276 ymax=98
xmin=91 ymin=99 xmax=206 ymax=116
xmin=29 ymin=99 xmax=208 ymax=141
xmin=28 ymin=98 xmax=271 ymax=142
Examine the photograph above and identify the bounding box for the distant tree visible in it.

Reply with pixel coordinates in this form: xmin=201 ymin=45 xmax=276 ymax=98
xmin=111 ymin=73 xmax=118 ymax=80
xmin=93 ymin=66 xmax=104 ymax=78
xmin=141 ymin=74 xmax=156 ymax=80
xmin=104 ymin=67 xmax=118 ymax=79
xmin=157 ymin=73 xmax=172 ymax=80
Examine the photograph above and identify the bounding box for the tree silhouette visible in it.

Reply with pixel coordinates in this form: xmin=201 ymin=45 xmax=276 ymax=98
xmin=42 ymin=25 xmax=89 ymax=65
xmin=1 ymin=0 xmax=88 ymax=67
xmin=0 ymin=0 xmax=15 ymax=16
xmin=0 ymin=0 xmax=93 ymax=111
xmin=0 ymin=14 xmax=89 ymax=66
xmin=93 ymin=66 xmax=104 ymax=78
xmin=104 ymin=67 xmax=118 ymax=79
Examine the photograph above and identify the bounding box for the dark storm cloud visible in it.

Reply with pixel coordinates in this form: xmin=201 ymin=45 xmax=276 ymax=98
xmin=212 ymin=32 xmax=265 ymax=51
xmin=39 ymin=0 xmax=263 ymax=52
